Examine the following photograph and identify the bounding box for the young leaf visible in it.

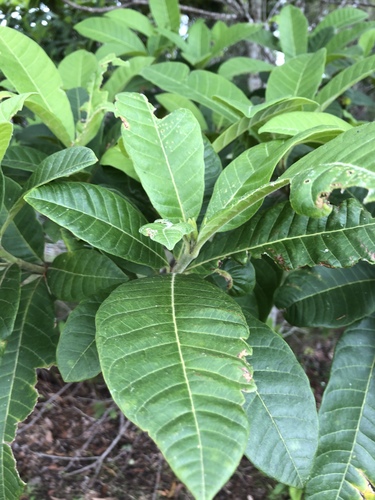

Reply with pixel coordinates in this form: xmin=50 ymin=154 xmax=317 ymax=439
xmin=74 ymin=17 xmax=147 ymax=56
xmin=285 ymin=122 xmax=375 ymax=218
xmin=24 ymin=146 xmax=98 ymax=192
xmin=115 ymin=92 xmax=205 ymax=223
xmin=149 ymin=0 xmax=180 ymax=32
xmin=96 ymin=274 xmax=255 ymax=500
xmin=266 ymin=50 xmax=326 ymax=102
xmin=188 ymin=199 xmax=375 ymax=274
xmin=24 ymin=182 xmax=168 ymax=269
xmin=276 ymin=5 xmax=308 ymax=60
xmin=47 ymin=249 xmax=128 ymax=301
xmin=139 ymin=219 xmax=193 ymax=251
xmin=0 ymin=265 xmax=21 ymax=340
xmin=244 ymin=315 xmax=318 ymax=488
xmin=0 ymin=27 xmax=75 ymax=146
xmin=274 ymin=262 xmax=375 ymax=328
xmin=305 ymin=315 xmax=375 ymax=499
xmin=57 ymin=295 xmax=104 ymax=382
xmin=315 ymin=54 xmax=375 ymax=112
xmin=0 ymin=278 xmax=58 ymax=500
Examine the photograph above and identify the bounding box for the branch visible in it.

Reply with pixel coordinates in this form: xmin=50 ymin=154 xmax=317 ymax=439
xmin=60 ymin=0 xmax=244 ymax=20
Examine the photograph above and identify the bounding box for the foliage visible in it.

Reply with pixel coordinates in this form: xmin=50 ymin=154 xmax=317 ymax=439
xmin=0 ymin=1 xmax=375 ymax=499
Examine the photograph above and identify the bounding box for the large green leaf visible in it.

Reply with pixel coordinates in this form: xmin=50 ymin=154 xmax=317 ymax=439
xmin=58 ymin=50 xmax=99 ymax=90
xmin=57 ymin=295 xmax=103 ymax=382
xmin=1 ymin=146 xmax=47 ymax=173
xmin=115 ymin=92 xmax=205 ymax=223
xmin=96 ymin=274 xmax=255 ymax=499
xmin=218 ymin=57 xmax=274 ymax=80
xmin=0 ymin=27 xmax=75 ymax=146
xmin=74 ymin=17 xmax=147 ymax=56
xmin=203 ymin=141 xmax=283 ymax=234
xmin=24 ymin=182 xmax=168 ymax=269
xmin=0 ymin=265 xmax=20 ymax=340
xmin=244 ymin=315 xmax=318 ymax=487
xmin=313 ymin=7 xmax=368 ymax=34
xmin=266 ymin=50 xmax=326 ymax=102
xmin=47 ymin=249 xmax=128 ymax=301
xmin=276 ymin=5 xmax=308 ymax=60
xmin=305 ymin=315 xmax=375 ymax=499
xmin=325 ymin=22 xmax=375 ymax=56
xmin=274 ymin=262 xmax=375 ymax=328
xmin=24 ymin=146 xmax=97 ymax=192
xmin=150 ymin=0 xmax=180 ymax=31
xmin=0 ymin=278 xmax=58 ymax=500
xmin=315 ymin=55 xmax=375 ymax=112
xmin=105 ymin=8 xmax=154 ymax=37
xmin=1 ymin=177 xmax=44 ymax=263
xmin=259 ymin=111 xmax=352 ymax=136
xmin=141 ymin=62 xmax=250 ymax=122
xmin=285 ymin=122 xmax=375 ymax=218
xmin=188 ymin=199 xmax=375 ymax=274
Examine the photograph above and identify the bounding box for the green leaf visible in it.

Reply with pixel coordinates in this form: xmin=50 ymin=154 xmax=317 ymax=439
xmin=96 ymin=274 xmax=255 ymax=499
xmin=203 ymin=141 xmax=284 ymax=234
xmin=305 ymin=315 xmax=375 ymax=499
xmin=0 ymin=278 xmax=58 ymax=500
xmin=58 ymin=50 xmax=99 ymax=90
xmin=0 ymin=27 xmax=75 ymax=146
xmin=285 ymin=122 xmax=375 ymax=217
xmin=105 ymin=8 xmax=154 ymax=37
xmin=1 ymin=177 xmax=44 ymax=263
xmin=150 ymin=0 xmax=180 ymax=31
xmin=212 ymin=116 xmax=251 ymax=153
xmin=276 ymin=5 xmax=308 ymax=60
xmin=103 ymin=56 xmax=155 ymax=101
xmin=315 ymin=55 xmax=375 ymax=112
xmin=0 ymin=122 xmax=12 ymax=165
xmin=74 ymin=17 xmax=147 ymax=56
xmin=274 ymin=262 xmax=375 ymax=328
xmin=182 ymin=20 xmax=212 ymax=67
xmin=266 ymin=50 xmax=326 ymax=102
xmin=24 ymin=182 xmax=168 ymax=269
xmin=218 ymin=57 xmax=274 ymax=80
xmin=209 ymin=259 xmax=256 ymax=297
xmin=313 ymin=7 xmax=368 ymax=34
xmin=244 ymin=315 xmax=318 ymax=488
xmin=100 ymin=142 xmax=140 ymax=182
xmin=252 ymin=257 xmax=283 ymax=322
xmin=47 ymin=249 xmax=128 ymax=301
xmin=359 ymin=28 xmax=375 ymax=57
xmin=1 ymin=146 xmax=47 ymax=173
xmin=156 ymin=93 xmax=208 ymax=130
xmin=258 ymin=111 xmax=352 ymax=136
xmin=325 ymin=22 xmax=375 ymax=56
xmin=57 ymin=296 xmax=103 ymax=382
xmin=24 ymin=146 xmax=98 ymax=192
xmin=211 ymin=22 xmax=262 ymax=56
xmin=0 ymin=265 xmax=21 ymax=340
xmin=188 ymin=199 xmax=375 ymax=274
xmin=116 ymin=92 xmax=205 ymax=223
xmin=139 ymin=219 xmax=193 ymax=251
xmin=141 ymin=62 xmax=250 ymax=122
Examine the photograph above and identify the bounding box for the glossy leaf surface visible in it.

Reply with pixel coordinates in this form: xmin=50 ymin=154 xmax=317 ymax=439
xmin=275 ymin=262 xmax=375 ymax=328
xmin=57 ymin=296 xmax=103 ymax=382
xmin=0 ymin=278 xmax=58 ymax=500
xmin=244 ymin=316 xmax=318 ymax=487
xmin=306 ymin=316 xmax=375 ymax=499
xmin=96 ymin=274 xmax=255 ymax=499
xmin=24 ymin=182 xmax=168 ymax=269
xmin=47 ymin=249 xmax=128 ymax=301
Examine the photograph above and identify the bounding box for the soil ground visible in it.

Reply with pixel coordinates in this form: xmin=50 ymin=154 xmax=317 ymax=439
xmin=12 ymin=326 xmax=338 ymax=500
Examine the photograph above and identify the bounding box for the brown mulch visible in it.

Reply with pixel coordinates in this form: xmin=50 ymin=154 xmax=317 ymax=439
xmin=12 ymin=328 xmax=337 ymax=500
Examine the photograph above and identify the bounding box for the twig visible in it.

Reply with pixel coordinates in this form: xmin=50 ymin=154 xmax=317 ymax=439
xmin=64 ymin=413 xmax=130 ymax=477
xmin=32 ymin=452 xmax=98 ymax=461
xmin=152 ymin=453 xmax=164 ymax=500
xmin=17 ymin=383 xmax=73 ymax=434
xmin=61 ymin=0 xmax=242 ymax=20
